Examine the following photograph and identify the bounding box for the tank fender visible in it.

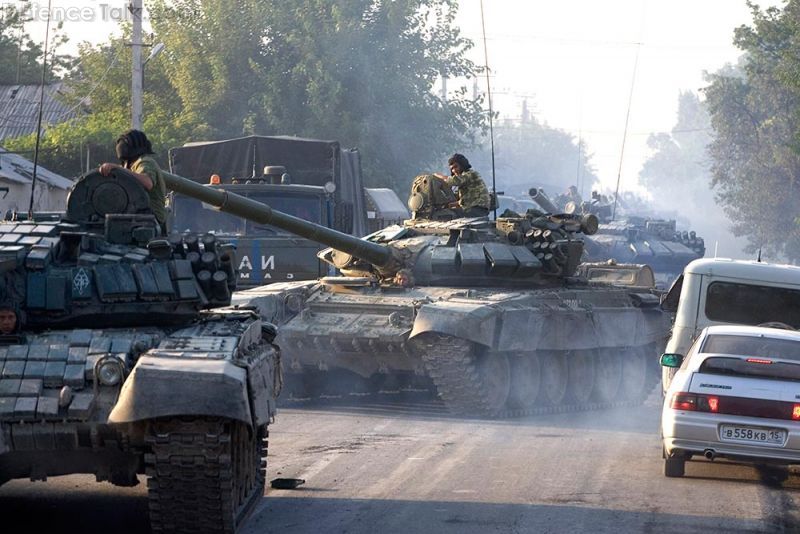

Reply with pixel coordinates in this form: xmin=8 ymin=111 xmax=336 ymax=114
xmin=108 ymin=356 xmax=253 ymax=426
xmin=409 ymin=301 xmax=498 ymax=348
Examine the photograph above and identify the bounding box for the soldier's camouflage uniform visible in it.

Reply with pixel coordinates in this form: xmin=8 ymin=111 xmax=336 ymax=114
xmin=445 ymin=170 xmax=490 ymax=211
xmin=130 ymin=155 xmax=168 ymax=226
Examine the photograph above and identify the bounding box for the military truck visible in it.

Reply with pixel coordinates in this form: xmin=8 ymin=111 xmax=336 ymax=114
xmin=0 ymin=169 xmax=282 ymax=533
xmin=168 ymin=135 xmax=407 ymax=287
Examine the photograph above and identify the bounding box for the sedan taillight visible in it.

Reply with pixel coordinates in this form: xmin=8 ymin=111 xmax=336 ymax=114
xmin=671 ymin=392 xmax=800 ymax=420
xmin=670 ymin=392 xmax=719 ymax=412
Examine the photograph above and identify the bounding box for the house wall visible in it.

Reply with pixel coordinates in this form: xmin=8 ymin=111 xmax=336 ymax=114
xmin=0 ymin=180 xmax=68 ymax=216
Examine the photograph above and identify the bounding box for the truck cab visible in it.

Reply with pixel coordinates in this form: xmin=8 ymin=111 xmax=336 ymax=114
xmin=170 ymin=183 xmax=333 ymax=285
xmin=660 ymin=257 xmax=800 ymax=392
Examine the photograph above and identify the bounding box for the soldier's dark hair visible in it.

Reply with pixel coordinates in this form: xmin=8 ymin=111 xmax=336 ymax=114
xmin=115 ymin=129 xmax=154 ymax=164
xmin=448 ymin=153 xmax=471 ymax=171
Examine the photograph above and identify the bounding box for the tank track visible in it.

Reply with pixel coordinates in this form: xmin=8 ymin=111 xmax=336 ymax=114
xmin=415 ymin=335 xmax=504 ymax=417
xmin=145 ymin=417 xmax=267 ymax=534
xmin=415 ymin=333 xmax=660 ymax=419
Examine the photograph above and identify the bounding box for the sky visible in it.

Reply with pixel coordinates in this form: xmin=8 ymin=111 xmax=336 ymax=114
xmin=454 ymin=0 xmax=782 ymax=194
xmin=9 ymin=1 xmax=781 ymax=201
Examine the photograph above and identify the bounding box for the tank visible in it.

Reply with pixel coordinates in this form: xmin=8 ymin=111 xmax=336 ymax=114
xmin=0 ymin=169 xmax=281 ymax=533
xmin=163 ymin=172 xmax=674 ymax=418
xmin=555 ymin=190 xmax=706 ymax=288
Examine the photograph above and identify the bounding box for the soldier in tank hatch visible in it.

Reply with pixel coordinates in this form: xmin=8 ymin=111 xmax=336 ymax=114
xmin=99 ymin=129 xmax=169 ymax=234
xmin=434 ymin=153 xmax=490 ymax=217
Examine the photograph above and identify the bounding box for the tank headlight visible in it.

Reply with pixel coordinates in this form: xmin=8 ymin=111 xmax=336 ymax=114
xmin=323 ymin=181 xmax=337 ymax=194
xmin=95 ymin=355 xmax=125 ymax=387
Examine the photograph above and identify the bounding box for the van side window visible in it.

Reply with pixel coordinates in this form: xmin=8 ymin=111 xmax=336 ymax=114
xmin=705 ymin=281 xmax=800 ymax=327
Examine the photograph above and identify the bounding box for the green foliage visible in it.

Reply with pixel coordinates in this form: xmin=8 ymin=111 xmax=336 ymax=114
xmin=149 ymin=0 xmax=485 ymax=190
xmin=0 ymin=4 xmax=72 ymax=84
xmin=7 ymin=0 xmax=485 ymax=190
xmin=704 ymin=1 xmax=800 ymax=261
xmin=5 ymin=34 xmax=188 ymax=178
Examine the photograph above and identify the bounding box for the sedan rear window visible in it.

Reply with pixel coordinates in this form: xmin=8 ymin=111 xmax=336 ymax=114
xmin=700 ymin=356 xmax=800 ymax=382
xmin=701 ymin=334 xmax=800 ymax=361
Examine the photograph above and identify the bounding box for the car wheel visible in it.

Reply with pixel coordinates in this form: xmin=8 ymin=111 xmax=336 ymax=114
xmin=664 ymin=455 xmax=685 ymax=477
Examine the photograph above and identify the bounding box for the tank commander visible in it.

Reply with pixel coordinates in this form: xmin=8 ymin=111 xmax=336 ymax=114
xmin=99 ymin=129 xmax=169 ymax=234
xmin=434 ymin=153 xmax=490 ymax=217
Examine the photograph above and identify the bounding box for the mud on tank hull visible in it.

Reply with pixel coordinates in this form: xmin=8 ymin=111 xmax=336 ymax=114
xmin=234 ymin=281 xmax=670 ymax=418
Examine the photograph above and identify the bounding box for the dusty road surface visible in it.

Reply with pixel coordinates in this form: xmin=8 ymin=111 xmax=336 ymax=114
xmin=1 ymin=393 xmax=799 ymax=533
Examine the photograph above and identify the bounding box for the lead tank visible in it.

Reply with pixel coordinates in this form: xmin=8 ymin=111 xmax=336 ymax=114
xmin=0 ymin=169 xmax=281 ymax=533
xmin=166 ymin=172 xmax=673 ymax=417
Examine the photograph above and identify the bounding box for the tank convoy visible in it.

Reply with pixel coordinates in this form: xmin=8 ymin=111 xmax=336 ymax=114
xmin=215 ymin=173 xmax=673 ymax=418
xmin=547 ymin=189 xmax=706 ymax=288
xmin=0 ymin=169 xmax=281 ymax=533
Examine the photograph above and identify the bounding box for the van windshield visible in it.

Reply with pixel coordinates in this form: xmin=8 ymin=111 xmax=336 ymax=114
xmin=705 ymin=281 xmax=800 ymax=327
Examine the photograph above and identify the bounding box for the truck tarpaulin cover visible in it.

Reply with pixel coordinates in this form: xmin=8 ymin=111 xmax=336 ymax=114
xmin=168 ymin=135 xmax=367 ymax=235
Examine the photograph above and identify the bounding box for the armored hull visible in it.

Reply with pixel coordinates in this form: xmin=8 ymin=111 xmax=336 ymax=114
xmin=164 ymin=173 xmax=672 ymax=418
xmin=235 ymin=269 xmax=668 ymax=416
xmin=0 ymin=170 xmax=281 ymax=534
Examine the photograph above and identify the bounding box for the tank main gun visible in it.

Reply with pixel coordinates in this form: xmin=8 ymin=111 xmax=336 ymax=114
xmin=165 ymin=172 xmax=601 ymax=286
xmin=162 ymin=172 xmax=399 ymax=273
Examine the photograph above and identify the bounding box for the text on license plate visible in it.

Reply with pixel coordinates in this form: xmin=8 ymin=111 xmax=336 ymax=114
xmin=719 ymin=425 xmax=786 ymax=445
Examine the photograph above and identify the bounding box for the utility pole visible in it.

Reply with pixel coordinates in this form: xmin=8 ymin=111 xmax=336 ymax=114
xmin=130 ymin=0 xmax=143 ymax=129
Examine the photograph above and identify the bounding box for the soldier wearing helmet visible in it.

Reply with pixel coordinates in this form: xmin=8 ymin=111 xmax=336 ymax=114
xmin=434 ymin=153 xmax=490 ymax=217
xmin=99 ymin=129 xmax=169 ymax=233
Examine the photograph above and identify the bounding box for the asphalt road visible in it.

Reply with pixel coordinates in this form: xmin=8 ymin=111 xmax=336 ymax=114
xmin=2 ymin=391 xmax=799 ymax=533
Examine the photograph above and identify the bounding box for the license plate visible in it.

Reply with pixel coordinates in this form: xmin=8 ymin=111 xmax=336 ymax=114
xmin=719 ymin=425 xmax=786 ymax=445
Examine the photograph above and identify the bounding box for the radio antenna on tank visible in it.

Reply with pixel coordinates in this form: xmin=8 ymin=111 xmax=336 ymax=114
xmin=28 ymin=0 xmax=54 ymax=218
xmin=479 ymin=0 xmax=497 ymax=219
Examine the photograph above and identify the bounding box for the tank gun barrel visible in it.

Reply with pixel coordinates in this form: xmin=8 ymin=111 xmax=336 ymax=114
xmin=529 ymin=188 xmax=559 ymax=214
xmin=162 ymin=172 xmax=395 ymax=269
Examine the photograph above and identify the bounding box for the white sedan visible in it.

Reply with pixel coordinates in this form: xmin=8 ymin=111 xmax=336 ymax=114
xmin=660 ymin=324 xmax=800 ymax=477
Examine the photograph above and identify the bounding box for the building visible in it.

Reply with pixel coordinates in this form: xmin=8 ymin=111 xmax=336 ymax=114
xmin=0 ymin=147 xmax=73 ymax=213
xmin=0 ymin=83 xmax=77 ymax=143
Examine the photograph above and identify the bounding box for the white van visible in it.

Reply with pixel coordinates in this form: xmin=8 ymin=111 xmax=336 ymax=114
xmin=660 ymin=257 xmax=800 ymax=392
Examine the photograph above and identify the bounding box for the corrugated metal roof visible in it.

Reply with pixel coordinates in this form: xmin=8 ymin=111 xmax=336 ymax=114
xmin=0 ymin=83 xmax=77 ymax=142
xmin=0 ymin=147 xmax=74 ymax=190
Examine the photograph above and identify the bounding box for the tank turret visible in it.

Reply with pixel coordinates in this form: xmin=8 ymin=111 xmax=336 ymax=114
xmin=0 ymin=167 xmax=281 ymax=532
xmin=162 ymin=171 xmax=599 ymax=287
xmin=0 ymin=169 xmax=237 ymax=329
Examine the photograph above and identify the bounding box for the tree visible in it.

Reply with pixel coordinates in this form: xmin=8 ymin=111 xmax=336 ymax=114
xmin=5 ymin=33 xmax=189 ymax=178
xmin=704 ymin=1 xmax=800 ymax=262
xmin=7 ymin=0 xmax=485 ymax=191
xmin=148 ymin=0 xmax=485 ymax=190
xmin=638 ymin=91 xmax=747 ymax=257
xmin=0 ymin=4 xmax=72 ymax=84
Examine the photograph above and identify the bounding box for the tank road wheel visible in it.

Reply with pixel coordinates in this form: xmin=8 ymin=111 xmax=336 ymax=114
xmin=146 ymin=417 xmax=267 ymax=534
xmin=540 ymin=352 xmax=568 ymax=406
xmin=415 ymin=334 xmax=511 ymax=417
xmin=620 ymin=347 xmax=648 ymax=402
xmin=507 ymin=353 xmax=542 ymax=409
xmin=568 ymin=351 xmax=595 ymax=404
xmin=593 ymin=350 xmax=622 ymax=403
